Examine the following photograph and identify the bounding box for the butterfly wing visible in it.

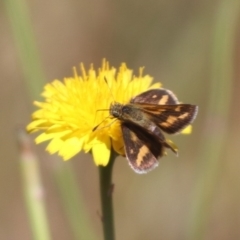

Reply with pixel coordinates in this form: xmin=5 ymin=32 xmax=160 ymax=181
xmin=141 ymin=104 xmax=198 ymax=134
xmin=122 ymin=123 xmax=164 ymax=174
xmin=131 ymin=88 xmax=198 ymax=134
xmin=131 ymin=88 xmax=179 ymax=105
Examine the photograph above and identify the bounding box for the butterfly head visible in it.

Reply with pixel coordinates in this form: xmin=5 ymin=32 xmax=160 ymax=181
xmin=110 ymin=102 xmax=124 ymax=119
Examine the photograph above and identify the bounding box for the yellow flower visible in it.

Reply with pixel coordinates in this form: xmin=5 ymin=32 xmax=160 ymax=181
xmin=27 ymin=60 xmax=158 ymax=165
xmin=27 ymin=59 xmax=192 ymax=166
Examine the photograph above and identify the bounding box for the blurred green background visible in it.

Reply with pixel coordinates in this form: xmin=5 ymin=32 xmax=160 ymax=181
xmin=1 ymin=0 xmax=240 ymax=239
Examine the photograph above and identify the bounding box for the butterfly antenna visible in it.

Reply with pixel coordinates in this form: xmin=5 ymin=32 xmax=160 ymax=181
xmin=92 ymin=118 xmax=117 ymax=132
xmin=104 ymin=76 xmax=116 ymax=103
xmin=92 ymin=115 xmax=115 ymax=131
xmin=93 ymin=77 xmax=117 ymax=132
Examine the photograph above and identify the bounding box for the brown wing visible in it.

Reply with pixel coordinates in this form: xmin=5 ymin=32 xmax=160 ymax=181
xmin=131 ymin=88 xmax=179 ymax=105
xmin=122 ymin=123 xmax=164 ymax=174
xmin=131 ymin=88 xmax=198 ymax=133
xmin=139 ymin=104 xmax=198 ymax=134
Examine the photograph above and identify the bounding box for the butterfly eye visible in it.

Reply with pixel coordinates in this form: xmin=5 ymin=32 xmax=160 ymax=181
xmin=110 ymin=103 xmax=123 ymax=118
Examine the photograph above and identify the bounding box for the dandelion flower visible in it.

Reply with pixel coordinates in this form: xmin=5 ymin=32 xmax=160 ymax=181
xmin=27 ymin=59 xmax=193 ymax=167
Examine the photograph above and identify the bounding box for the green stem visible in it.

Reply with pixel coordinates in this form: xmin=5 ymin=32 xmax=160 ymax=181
xmin=186 ymin=1 xmax=240 ymax=239
xmin=99 ymin=152 xmax=116 ymax=240
xmin=4 ymin=0 xmax=46 ymax=100
xmin=54 ymin=162 xmax=97 ymax=240
xmin=18 ymin=130 xmax=51 ymax=240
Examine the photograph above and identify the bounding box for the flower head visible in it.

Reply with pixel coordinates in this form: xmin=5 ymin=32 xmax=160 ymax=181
xmin=27 ymin=59 xmax=193 ymax=167
xmin=27 ymin=60 xmax=162 ymax=166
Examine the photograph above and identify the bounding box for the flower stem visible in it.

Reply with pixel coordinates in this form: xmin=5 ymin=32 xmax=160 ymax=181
xmin=186 ymin=1 xmax=240 ymax=239
xmin=99 ymin=152 xmax=116 ymax=240
xmin=18 ymin=129 xmax=51 ymax=240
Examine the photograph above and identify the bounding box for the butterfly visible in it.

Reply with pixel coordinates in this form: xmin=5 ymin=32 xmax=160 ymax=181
xmin=109 ymin=88 xmax=198 ymax=174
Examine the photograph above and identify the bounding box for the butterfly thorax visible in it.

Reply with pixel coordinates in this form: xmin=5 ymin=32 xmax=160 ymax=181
xmin=110 ymin=102 xmax=144 ymax=122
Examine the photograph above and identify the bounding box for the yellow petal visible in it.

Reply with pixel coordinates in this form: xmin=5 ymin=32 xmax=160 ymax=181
xmin=35 ymin=130 xmax=71 ymax=144
xmin=26 ymin=119 xmax=48 ymax=132
xmin=181 ymin=125 xmax=192 ymax=134
xmin=58 ymin=137 xmax=84 ymax=160
xmin=46 ymin=138 xmax=64 ymax=154
xmin=112 ymin=138 xmax=125 ymax=156
xmin=166 ymin=139 xmax=178 ymax=156
xmin=92 ymin=136 xmax=111 ymax=166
